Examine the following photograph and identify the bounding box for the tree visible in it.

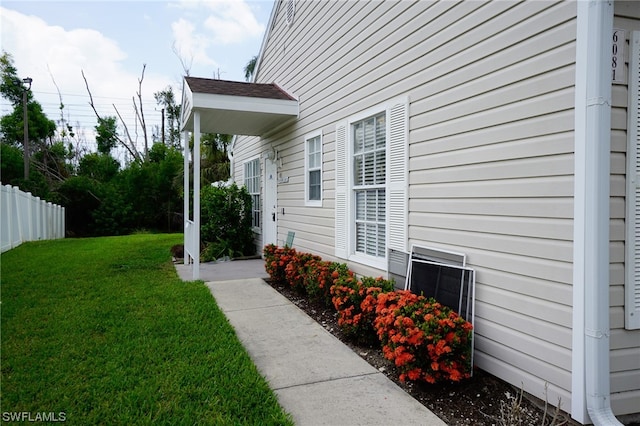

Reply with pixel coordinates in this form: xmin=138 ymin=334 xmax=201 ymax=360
xmin=82 ymin=68 xmax=144 ymax=162
xmin=1 ymin=51 xmax=58 ymax=193
xmin=94 ymin=116 xmax=118 ymax=155
xmin=78 ymin=153 xmax=120 ymax=182
xmin=154 ymin=86 xmax=181 ymax=148
xmin=200 ymin=133 xmax=231 ymax=185
xmin=0 ymin=52 xmax=56 ymax=148
xmin=0 ymin=51 xmax=23 ymax=105
xmin=0 ymin=143 xmax=23 ymax=184
xmin=244 ymin=56 xmax=257 ymax=82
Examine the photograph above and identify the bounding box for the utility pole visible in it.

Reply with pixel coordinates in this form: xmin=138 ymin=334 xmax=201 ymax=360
xmin=22 ymin=77 xmax=32 ymax=180
xmin=161 ymin=108 xmax=165 ymax=145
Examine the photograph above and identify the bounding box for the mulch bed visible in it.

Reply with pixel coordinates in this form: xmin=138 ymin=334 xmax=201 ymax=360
xmin=267 ymin=278 xmax=579 ymax=426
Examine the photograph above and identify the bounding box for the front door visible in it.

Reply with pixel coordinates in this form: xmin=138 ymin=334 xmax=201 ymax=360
xmin=263 ymin=157 xmax=278 ymax=246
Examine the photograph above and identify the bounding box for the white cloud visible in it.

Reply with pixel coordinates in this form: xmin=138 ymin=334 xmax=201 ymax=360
xmin=0 ymin=7 xmax=172 ymax=155
xmin=202 ymin=0 xmax=265 ymax=45
xmin=171 ymin=18 xmax=218 ymax=69
xmin=170 ymin=0 xmax=265 ymax=64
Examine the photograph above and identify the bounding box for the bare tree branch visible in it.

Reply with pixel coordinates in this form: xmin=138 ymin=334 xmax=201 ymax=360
xmin=47 ymin=65 xmax=67 ymax=140
xmin=112 ymin=103 xmax=142 ymax=163
xmin=135 ymin=64 xmax=148 ymax=160
xmin=172 ymin=41 xmax=192 ymax=76
xmin=81 ymin=69 xmax=143 ymax=163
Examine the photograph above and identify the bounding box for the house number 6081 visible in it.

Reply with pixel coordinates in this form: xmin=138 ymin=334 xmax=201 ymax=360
xmin=612 ymin=28 xmax=625 ymax=84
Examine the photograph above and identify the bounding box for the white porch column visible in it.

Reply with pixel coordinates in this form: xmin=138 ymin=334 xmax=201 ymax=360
xmin=193 ymin=111 xmax=201 ymax=280
xmin=183 ymin=130 xmax=190 ymax=266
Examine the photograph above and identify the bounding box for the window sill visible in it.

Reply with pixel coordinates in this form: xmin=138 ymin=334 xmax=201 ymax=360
xmin=305 ymin=200 xmax=322 ymax=207
xmin=349 ymin=252 xmax=387 ymax=272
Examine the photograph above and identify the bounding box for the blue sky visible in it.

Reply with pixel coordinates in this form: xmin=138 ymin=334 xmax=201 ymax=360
xmin=0 ymin=0 xmax=273 ymax=156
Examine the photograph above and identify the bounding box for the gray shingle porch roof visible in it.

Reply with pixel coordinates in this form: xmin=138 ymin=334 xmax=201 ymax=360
xmin=180 ymin=77 xmax=299 ymax=136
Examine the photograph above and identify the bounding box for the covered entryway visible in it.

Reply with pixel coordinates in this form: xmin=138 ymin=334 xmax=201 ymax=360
xmin=180 ymin=77 xmax=298 ymax=279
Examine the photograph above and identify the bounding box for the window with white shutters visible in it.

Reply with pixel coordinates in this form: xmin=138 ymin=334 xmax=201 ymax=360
xmin=334 ymin=98 xmax=408 ymax=269
xmin=625 ymin=31 xmax=640 ymax=330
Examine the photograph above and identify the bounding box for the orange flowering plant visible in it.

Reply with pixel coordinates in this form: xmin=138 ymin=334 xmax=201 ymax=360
xmin=263 ymin=244 xmax=296 ymax=285
xmin=284 ymin=251 xmax=322 ymax=292
xmin=264 ymin=245 xmax=474 ymax=385
xmin=331 ymin=274 xmax=395 ymax=344
xmin=373 ymin=290 xmax=473 ymax=384
xmin=304 ymin=260 xmax=350 ymax=306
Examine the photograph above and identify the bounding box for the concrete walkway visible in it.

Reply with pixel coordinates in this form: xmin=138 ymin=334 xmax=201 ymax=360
xmin=175 ymin=259 xmax=445 ymax=426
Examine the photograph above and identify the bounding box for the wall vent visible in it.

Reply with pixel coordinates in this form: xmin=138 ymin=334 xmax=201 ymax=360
xmin=388 ymin=249 xmax=408 ymax=289
xmin=285 ymin=0 xmax=295 ymax=26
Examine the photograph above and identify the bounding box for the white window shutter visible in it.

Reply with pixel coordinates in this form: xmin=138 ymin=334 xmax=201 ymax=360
xmin=387 ymin=101 xmax=408 ymax=253
xmin=335 ymin=123 xmax=348 ymax=259
xmin=626 ymin=31 xmax=640 ymax=330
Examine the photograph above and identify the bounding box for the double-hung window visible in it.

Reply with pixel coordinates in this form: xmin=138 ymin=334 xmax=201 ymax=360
xmin=244 ymin=158 xmax=261 ymax=229
xmin=353 ymin=113 xmax=386 ymax=257
xmin=305 ymin=132 xmax=322 ymax=206
xmin=334 ymin=98 xmax=408 ymax=270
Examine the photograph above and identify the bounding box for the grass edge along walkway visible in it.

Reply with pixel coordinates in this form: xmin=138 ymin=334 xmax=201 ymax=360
xmin=0 ymin=234 xmax=293 ymax=425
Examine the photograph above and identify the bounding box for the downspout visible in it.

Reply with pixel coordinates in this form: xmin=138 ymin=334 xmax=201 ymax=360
xmin=573 ymin=1 xmax=623 ymax=425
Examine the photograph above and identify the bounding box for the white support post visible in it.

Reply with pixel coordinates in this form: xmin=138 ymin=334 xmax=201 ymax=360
xmin=183 ymin=130 xmax=190 ymax=266
xmin=193 ymin=111 xmax=201 ymax=280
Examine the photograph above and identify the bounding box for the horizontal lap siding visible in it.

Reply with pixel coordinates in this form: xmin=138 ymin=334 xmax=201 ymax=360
xmin=231 ymin=0 xmax=640 ymax=416
xmin=248 ymin=0 xmax=420 ymax=270
xmin=407 ymin=0 xmax=577 ymax=410
xmin=611 ymin=6 xmax=640 ymax=415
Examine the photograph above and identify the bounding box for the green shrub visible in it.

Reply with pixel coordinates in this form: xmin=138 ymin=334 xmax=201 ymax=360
xmin=305 ymin=260 xmax=349 ymax=306
xmin=201 ymin=183 xmax=255 ymax=259
xmin=284 ymin=251 xmax=322 ymax=293
xmin=264 ymin=244 xmax=296 ymax=285
xmin=331 ymin=275 xmax=395 ymax=344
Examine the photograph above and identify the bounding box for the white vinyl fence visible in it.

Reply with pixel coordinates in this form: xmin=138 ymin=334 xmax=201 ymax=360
xmin=1 ymin=184 xmax=65 ymax=253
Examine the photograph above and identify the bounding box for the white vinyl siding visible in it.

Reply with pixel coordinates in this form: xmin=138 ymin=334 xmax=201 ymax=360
xmin=305 ymin=132 xmax=322 ymax=206
xmin=244 ymin=158 xmax=261 ymax=229
xmin=233 ymin=1 xmax=640 ymax=417
xmin=625 ymin=30 xmax=640 ymax=330
xmin=612 ymin=10 xmax=640 ymax=413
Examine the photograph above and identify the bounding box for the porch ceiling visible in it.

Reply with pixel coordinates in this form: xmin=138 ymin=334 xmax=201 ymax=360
xmin=180 ymin=77 xmax=299 ymax=136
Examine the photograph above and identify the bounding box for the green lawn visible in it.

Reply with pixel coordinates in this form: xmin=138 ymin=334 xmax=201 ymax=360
xmin=0 ymin=234 xmax=292 ymax=425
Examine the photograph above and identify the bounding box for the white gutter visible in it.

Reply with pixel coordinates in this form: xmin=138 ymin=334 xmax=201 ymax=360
xmin=572 ymin=1 xmax=622 ymax=425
